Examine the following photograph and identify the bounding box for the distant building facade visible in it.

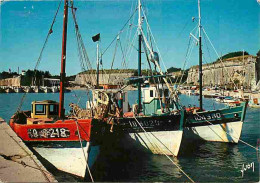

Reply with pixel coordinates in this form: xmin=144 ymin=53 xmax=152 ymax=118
xmin=0 ymin=76 xmax=21 ymax=87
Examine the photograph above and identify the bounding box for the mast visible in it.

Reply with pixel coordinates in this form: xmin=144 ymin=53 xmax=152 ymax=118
xmin=137 ymin=0 xmax=142 ymax=112
xmin=59 ymin=0 xmax=68 ymax=119
xmin=198 ymin=0 xmax=203 ymax=110
xmin=96 ymin=42 xmax=99 ymax=88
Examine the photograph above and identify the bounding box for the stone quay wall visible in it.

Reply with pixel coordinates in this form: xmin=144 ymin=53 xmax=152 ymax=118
xmin=187 ymin=55 xmax=259 ymax=89
xmin=75 ymin=72 xmax=135 ymax=86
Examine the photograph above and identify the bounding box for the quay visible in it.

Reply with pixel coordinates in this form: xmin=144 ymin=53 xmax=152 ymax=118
xmin=0 ymin=117 xmax=57 ymax=182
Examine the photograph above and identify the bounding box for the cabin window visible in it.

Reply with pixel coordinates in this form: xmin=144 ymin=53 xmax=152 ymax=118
xmin=49 ymin=104 xmax=58 ymax=115
xmin=150 ymin=90 xmax=154 ymax=97
xmin=35 ymin=104 xmax=46 ymax=115
xmin=123 ymin=93 xmax=125 ymax=102
xmin=164 ymin=89 xmax=169 ymax=97
xmin=159 ymin=89 xmax=163 ymax=97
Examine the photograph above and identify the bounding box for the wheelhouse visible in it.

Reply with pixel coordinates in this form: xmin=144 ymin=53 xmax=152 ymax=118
xmin=31 ymin=100 xmax=59 ymax=119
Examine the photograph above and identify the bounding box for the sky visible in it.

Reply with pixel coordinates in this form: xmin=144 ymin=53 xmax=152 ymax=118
xmin=0 ymin=0 xmax=259 ymax=76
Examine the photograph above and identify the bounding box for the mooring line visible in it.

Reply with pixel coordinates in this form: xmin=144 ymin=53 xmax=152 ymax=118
xmin=193 ymin=113 xmax=258 ymax=151
xmin=75 ymin=119 xmax=94 ymax=182
xmin=133 ymin=116 xmax=195 ymax=183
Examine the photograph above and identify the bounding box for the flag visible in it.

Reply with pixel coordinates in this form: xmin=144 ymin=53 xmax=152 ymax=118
xmin=92 ymin=33 xmax=100 ymax=42
xmin=100 ymin=58 xmax=102 ymax=65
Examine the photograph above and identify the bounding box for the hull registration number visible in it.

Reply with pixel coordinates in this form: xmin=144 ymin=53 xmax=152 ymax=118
xmin=28 ymin=128 xmax=70 ymax=139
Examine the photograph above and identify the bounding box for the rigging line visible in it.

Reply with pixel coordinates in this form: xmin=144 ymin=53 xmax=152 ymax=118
xmin=193 ymin=113 xmax=258 ymax=151
xmin=123 ymin=0 xmax=135 ymax=54
xmin=202 ymin=28 xmax=238 ymax=89
xmin=70 ymin=4 xmax=96 ymax=112
xmin=16 ymin=0 xmax=63 ymax=113
xmin=141 ymin=38 xmax=164 ymax=110
xmin=101 ymin=7 xmax=138 ymax=57
xmin=108 ymin=38 xmax=119 ymax=84
xmin=175 ymin=27 xmax=198 ymax=93
xmin=140 ymin=28 xmax=174 ymax=96
xmin=71 ymin=4 xmax=96 ymax=87
xmin=173 ymin=36 xmax=192 ymax=87
xmin=118 ymin=38 xmax=128 ymax=75
xmin=74 ymin=119 xmax=94 ymax=182
xmin=119 ymin=29 xmax=138 ymax=73
xmin=70 ymin=3 xmax=94 ymax=77
xmin=132 ymin=116 xmax=195 ymax=183
xmin=140 ymin=6 xmax=176 ymax=91
xmin=141 ymin=6 xmax=167 ymax=73
xmin=202 ymin=30 xmax=215 ymax=87
xmin=174 ymin=36 xmax=194 ymax=92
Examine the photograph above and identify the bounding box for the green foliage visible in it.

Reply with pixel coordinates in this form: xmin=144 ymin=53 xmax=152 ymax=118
xmin=0 ymin=71 xmax=18 ymax=79
xmin=216 ymin=51 xmax=249 ymax=62
xmin=21 ymin=69 xmax=51 ymax=86
xmin=167 ymin=67 xmax=181 ymax=73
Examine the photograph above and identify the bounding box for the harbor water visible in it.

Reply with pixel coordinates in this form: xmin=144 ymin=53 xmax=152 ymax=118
xmin=0 ymin=90 xmax=259 ymax=182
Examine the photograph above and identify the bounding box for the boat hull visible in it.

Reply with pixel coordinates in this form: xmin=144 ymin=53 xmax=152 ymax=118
xmin=117 ymin=113 xmax=184 ymax=156
xmin=184 ymin=102 xmax=247 ymax=143
xmin=128 ymin=130 xmax=183 ymax=156
xmin=30 ymin=141 xmax=99 ymax=178
xmin=184 ymin=121 xmax=243 ymax=143
xmin=9 ymin=114 xmax=111 ymax=178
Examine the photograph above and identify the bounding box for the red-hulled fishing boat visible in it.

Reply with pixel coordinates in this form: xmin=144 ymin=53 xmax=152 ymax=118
xmin=9 ymin=0 xmax=111 ymax=179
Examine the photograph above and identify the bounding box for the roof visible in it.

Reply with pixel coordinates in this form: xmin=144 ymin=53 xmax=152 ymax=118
xmin=32 ymin=100 xmax=59 ymax=104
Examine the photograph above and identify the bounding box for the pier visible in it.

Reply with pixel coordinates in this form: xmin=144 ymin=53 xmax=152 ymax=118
xmin=0 ymin=117 xmax=57 ymax=182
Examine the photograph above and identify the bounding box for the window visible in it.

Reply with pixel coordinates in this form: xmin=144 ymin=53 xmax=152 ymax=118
xmin=35 ymin=104 xmax=46 ymax=115
xmin=123 ymin=93 xmax=125 ymax=102
xmin=49 ymin=104 xmax=58 ymax=115
xmin=159 ymin=89 xmax=163 ymax=97
xmin=150 ymin=90 xmax=154 ymax=97
xmin=164 ymin=89 xmax=169 ymax=97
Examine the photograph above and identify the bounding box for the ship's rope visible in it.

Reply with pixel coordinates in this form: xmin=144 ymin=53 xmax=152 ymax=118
xmin=15 ymin=0 xmax=63 ymax=114
xmin=74 ymin=119 xmax=94 ymax=182
xmin=70 ymin=2 xmax=96 ymax=87
xmin=202 ymin=28 xmax=238 ymax=89
xmin=70 ymin=0 xmax=99 ymax=115
xmin=132 ymin=116 xmax=195 ymax=183
xmin=193 ymin=113 xmax=258 ymax=151
xmin=101 ymin=7 xmax=138 ymax=57
xmin=174 ymin=25 xmax=198 ymax=93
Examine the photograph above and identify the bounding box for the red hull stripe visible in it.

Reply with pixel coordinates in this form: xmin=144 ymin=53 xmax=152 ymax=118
xmin=10 ymin=119 xmax=92 ymax=142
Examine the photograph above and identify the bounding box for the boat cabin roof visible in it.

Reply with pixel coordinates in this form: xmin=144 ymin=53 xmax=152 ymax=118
xmin=31 ymin=100 xmax=59 ymax=105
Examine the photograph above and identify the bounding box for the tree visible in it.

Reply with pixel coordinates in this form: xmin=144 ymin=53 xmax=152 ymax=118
xmin=216 ymin=51 xmax=249 ymax=62
xmin=167 ymin=67 xmax=181 ymax=73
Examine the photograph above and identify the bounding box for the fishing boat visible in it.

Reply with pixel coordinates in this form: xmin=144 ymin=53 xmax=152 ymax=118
xmin=9 ymin=0 xmax=112 ymax=179
xmin=183 ymin=0 xmax=248 ymax=143
xmin=23 ymin=86 xmax=33 ymax=93
xmin=89 ymin=0 xmax=184 ymax=156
